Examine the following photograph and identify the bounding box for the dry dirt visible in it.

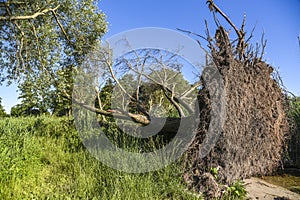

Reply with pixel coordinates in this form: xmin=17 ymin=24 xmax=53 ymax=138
xmin=244 ymin=177 xmax=300 ymax=200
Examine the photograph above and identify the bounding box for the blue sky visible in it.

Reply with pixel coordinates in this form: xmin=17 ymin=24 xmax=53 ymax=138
xmin=0 ymin=0 xmax=299 ymax=113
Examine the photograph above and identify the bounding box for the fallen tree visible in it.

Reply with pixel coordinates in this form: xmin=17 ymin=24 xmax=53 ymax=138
xmin=70 ymin=1 xmax=289 ymax=197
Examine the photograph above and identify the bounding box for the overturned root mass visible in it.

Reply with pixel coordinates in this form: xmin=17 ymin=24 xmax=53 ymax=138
xmin=183 ymin=26 xmax=289 ymax=198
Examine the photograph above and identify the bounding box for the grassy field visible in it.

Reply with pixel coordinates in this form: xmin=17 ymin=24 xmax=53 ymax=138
xmin=0 ymin=116 xmax=203 ymax=200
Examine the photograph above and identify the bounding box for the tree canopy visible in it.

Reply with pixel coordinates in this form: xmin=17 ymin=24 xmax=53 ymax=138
xmin=0 ymin=0 xmax=107 ymax=115
xmin=0 ymin=0 xmax=107 ymax=81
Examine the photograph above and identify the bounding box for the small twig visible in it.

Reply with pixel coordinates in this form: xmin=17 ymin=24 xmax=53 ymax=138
xmin=259 ymin=32 xmax=267 ymax=60
xmin=176 ymin=28 xmax=207 ymax=40
xmin=245 ymin=24 xmax=256 ymax=44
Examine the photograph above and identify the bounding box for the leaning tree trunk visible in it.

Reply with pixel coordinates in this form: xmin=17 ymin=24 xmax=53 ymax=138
xmin=182 ymin=24 xmax=289 ymax=198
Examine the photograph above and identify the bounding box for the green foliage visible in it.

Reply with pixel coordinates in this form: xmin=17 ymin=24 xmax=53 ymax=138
xmin=0 ymin=0 xmax=107 ymax=116
xmin=287 ymin=96 xmax=300 ymax=167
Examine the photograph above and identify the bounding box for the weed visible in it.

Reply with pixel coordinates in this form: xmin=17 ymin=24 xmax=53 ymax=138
xmin=222 ymin=180 xmax=247 ymax=200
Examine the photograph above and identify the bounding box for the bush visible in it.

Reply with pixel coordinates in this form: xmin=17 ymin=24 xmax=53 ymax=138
xmin=287 ymin=97 xmax=300 ymax=167
xmin=290 ymin=97 xmax=300 ymax=132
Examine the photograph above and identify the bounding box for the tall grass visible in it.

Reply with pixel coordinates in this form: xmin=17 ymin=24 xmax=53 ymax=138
xmin=0 ymin=116 xmax=201 ymax=199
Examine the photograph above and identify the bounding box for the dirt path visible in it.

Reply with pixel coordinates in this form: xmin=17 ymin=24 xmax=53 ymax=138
xmin=244 ymin=177 xmax=300 ymax=200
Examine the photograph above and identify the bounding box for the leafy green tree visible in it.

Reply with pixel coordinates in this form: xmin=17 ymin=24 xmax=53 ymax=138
xmin=0 ymin=0 xmax=107 ymax=115
xmin=0 ymin=97 xmax=8 ymax=118
xmin=17 ymin=76 xmax=49 ymax=116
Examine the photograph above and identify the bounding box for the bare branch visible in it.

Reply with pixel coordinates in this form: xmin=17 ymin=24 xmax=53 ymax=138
xmin=108 ymin=57 xmax=135 ymax=102
xmin=135 ymin=56 xmax=145 ymax=101
xmin=72 ymin=96 xmax=150 ymax=125
xmin=51 ymin=9 xmax=71 ymax=43
xmin=81 ymin=46 xmax=199 ymax=126
xmin=162 ymin=87 xmax=185 ymax=117
xmin=4 ymin=3 xmax=25 ymax=72
xmin=128 ymin=58 xmax=195 ymax=115
xmin=196 ymin=40 xmax=210 ymax=56
xmin=206 ymin=0 xmax=242 ymax=39
xmin=166 ymin=71 xmax=181 ymax=83
xmin=0 ymin=5 xmax=60 ymax=20
xmin=181 ymin=81 xmax=201 ymax=99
